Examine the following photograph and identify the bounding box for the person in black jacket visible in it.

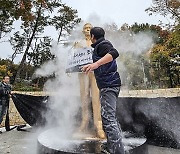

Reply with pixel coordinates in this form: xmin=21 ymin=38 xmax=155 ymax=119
xmin=0 ymin=75 xmax=11 ymax=131
xmin=82 ymin=27 xmax=125 ymax=154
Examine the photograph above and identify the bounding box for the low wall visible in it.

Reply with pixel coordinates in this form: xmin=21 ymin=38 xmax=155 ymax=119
xmin=0 ymin=88 xmax=179 ymax=127
xmin=119 ymin=88 xmax=180 ymax=97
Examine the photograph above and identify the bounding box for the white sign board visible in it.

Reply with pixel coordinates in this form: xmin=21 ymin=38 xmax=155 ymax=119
xmin=66 ymin=47 xmax=93 ymax=72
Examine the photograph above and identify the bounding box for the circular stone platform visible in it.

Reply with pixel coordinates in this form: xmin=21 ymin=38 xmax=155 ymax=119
xmin=37 ymin=128 xmax=146 ymax=154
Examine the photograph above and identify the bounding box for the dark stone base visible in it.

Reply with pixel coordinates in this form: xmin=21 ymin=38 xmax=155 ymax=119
xmin=37 ymin=128 xmax=146 ymax=154
xmin=117 ymin=97 xmax=180 ymax=149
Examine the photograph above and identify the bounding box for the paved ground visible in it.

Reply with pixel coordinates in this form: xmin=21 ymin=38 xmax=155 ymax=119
xmin=0 ymin=125 xmax=38 ymax=154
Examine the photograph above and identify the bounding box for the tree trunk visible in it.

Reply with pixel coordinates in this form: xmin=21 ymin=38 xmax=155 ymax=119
xmin=14 ymin=7 xmax=42 ymax=83
xmin=0 ymin=25 xmax=2 ymax=39
xmin=57 ymin=26 xmax=63 ymax=43
xmin=167 ymin=65 xmax=173 ymax=88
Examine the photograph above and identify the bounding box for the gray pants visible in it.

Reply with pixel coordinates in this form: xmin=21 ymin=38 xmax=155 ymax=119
xmin=0 ymin=100 xmax=8 ymax=124
xmin=100 ymin=87 xmax=125 ymax=154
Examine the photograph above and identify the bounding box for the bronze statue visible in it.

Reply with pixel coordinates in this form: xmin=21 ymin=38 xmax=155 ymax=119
xmin=75 ymin=23 xmax=105 ymax=139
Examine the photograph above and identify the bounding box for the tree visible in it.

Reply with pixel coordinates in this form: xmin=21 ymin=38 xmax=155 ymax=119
xmin=150 ymin=24 xmax=180 ymax=88
xmin=128 ymin=22 xmax=179 ymax=88
xmin=0 ymin=65 xmax=12 ymax=79
xmin=9 ymin=31 xmax=26 ymax=62
xmin=0 ymin=11 xmax=13 ymax=39
xmin=0 ymin=58 xmax=16 ymax=81
xmin=13 ymin=0 xmax=59 ymax=82
xmin=27 ymin=37 xmax=54 ymax=67
xmin=0 ymin=0 xmax=37 ymax=39
xmin=13 ymin=0 xmax=81 ymax=83
xmin=130 ymin=23 xmax=170 ymax=44
xmin=0 ymin=0 xmax=47 ymax=22
xmin=146 ymin=0 xmax=180 ymax=23
xmin=14 ymin=4 xmax=45 ymax=82
xmin=0 ymin=0 xmax=81 ymax=84
xmin=109 ymin=22 xmax=176 ymax=89
xmin=50 ymin=4 xmax=81 ymax=43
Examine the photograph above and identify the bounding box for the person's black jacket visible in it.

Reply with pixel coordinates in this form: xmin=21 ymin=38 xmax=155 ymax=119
xmin=91 ymin=37 xmax=121 ymax=89
xmin=0 ymin=82 xmax=11 ymax=106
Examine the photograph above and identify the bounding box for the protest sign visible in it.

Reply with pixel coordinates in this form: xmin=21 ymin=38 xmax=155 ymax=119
xmin=66 ymin=47 xmax=93 ymax=73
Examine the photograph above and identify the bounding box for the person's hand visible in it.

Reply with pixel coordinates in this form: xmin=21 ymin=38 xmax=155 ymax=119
xmin=82 ymin=62 xmax=99 ymax=74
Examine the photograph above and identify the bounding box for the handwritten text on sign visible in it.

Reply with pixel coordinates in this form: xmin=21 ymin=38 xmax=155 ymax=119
xmin=67 ymin=47 xmax=93 ymax=69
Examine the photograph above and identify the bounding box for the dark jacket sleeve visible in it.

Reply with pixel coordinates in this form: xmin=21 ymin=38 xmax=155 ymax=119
xmin=97 ymin=43 xmax=119 ymax=59
xmin=0 ymin=83 xmax=4 ymax=97
xmin=0 ymin=83 xmax=11 ymax=97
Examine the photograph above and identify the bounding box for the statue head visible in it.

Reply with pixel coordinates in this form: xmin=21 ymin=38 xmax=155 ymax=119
xmin=82 ymin=23 xmax=92 ymax=37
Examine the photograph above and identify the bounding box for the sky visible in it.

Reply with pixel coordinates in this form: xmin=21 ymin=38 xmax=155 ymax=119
xmin=62 ymin=0 xmax=172 ymax=25
xmin=0 ymin=0 xmax=173 ymax=63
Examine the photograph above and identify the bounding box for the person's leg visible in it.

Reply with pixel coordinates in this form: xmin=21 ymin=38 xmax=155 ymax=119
xmin=100 ymin=87 xmax=125 ymax=154
xmin=0 ymin=104 xmax=3 ymax=124
xmin=90 ymin=72 xmax=105 ymax=138
xmin=78 ymin=73 xmax=91 ymax=131
xmin=0 ymin=101 xmax=7 ymax=125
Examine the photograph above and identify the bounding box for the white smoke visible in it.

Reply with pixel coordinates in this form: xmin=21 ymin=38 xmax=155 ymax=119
xmin=77 ymin=14 xmax=155 ymax=89
xmin=23 ymin=15 xmax=156 ymax=153
xmin=107 ymin=30 xmax=154 ymax=54
xmin=35 ymin=41 xmax=81 ymax=140
xmin=78 ymin=14 xmax=155 ymax=55
xmin=72 ymin=15 xmax=154 ymax=58
xmin=104 ymin=30 xmax=154 ymax=89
